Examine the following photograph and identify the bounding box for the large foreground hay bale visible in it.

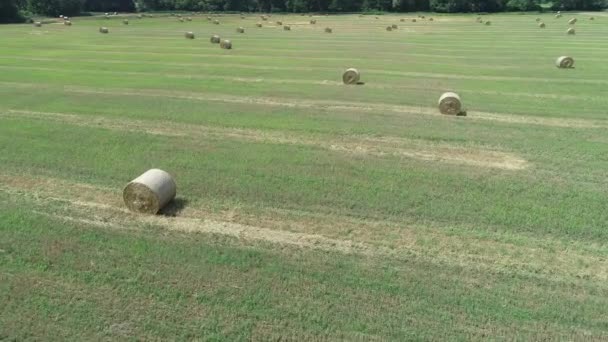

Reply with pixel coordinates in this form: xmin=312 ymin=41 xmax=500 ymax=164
xmin=237 ymin=27 xmax=245 ymax=33
xmin=220 ymin=39 xmax=232 ymax=49
xmin=99 ymin=27 xmax=109 ymax=33
xmin=34 ymin=21 xmax=42 ymax=27
xmin=210 ymin=34 xmax=221 ymax=43
xmin=283 ymin=25 xmax=291 ymax=30
xmin=184 ymin=31 xmax=195 ymax=39
xmin=539 ymin=22 xmax=545 ymax=28
xmin=325 ymin=27 xmax=332 ymax=33
xmin=123 ymin=19 xmax=129 ymax=25
xmin=64 ymin=20 xmax=72 ymax=26
xmin=438 ymin=92 xmax=463 ymax=115
xmin=556 ymin=56 xmax=574 ymax=68
xmin=123 ymin=169 xmax=176 ymax=214
xmin=567 ymin=27 xmax=575 ymax=35
xmin=342 ymin=68 xmax=360 ymax=85
xmin=568 ymin=18 xmax=577 ymax=25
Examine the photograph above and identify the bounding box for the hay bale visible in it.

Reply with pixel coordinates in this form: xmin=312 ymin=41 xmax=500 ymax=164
xmin=123 ymin=19 xmax=129 ymax=25
xmin=210 ymin=34 xmax=221 ymax=43
xmin=186 ymin=17 xmax=192 ymax=21
xmin=555 ymin=14 xmax=562 ymax=18
xmin=386 ymin=26 xmax=392 ymax=31
xmin=310 ymin=19 xmax=316 ymax=24
xmin=590 ymin=16 xmax=595 ymax=20
xmin=99 ymin=27 xmax=109 ymax=33
xmin=556 ymin=56 xmax=574 ymax=68
xmin=261 ymin=15 xmax=268 ymax=21
xmin=391 ymin=24 xmax=398 ymax=29
xmin=241 ymin=15 xmax=245 ymax=19
xmin=237 ymin=27 xmax=245 ymax=33
xmin=256 ymin=22 xmax=263 ymax=27
xmin=400 ymin=18 xmax=405 ymax=22
xmin=536 ymin=17 xmax=541 ymax=22
xmin=276 ymin=20 xmax=283 ymax=25
xmin=342 ymin=68 xmax=360 ymax=85
xmin=325 ymin=27 xmax=332 ymax=33
xmin=64 ymin=16 xmax=69 ymax=20
xmin=138 ymin=14 xmax=143 ymax=19
xmin=184 ymin=31 xmax=195 ymax=39
xmin=412 ymin=18 xmax=416 ymax=22
xmin=177 ymin=14 xmax=182 ymax=17
xmin=207 ymin=16 xmax=212 ymax=20
xmin=539 ymin=22 xmax=545 ymax=28
xmin=123 ymin=169 xmax=176 ymax=214
xmin=283 ymin=25 xmax=291 ymax=30
xmin=179 ymin=18 xmax=184 ymax=22
xmin=420 ymin=15 xmax=425 ymax=19
xmin=438 ymin=92 xmax=463 ymax=115
xmin=429 ymin=17 xmax=433 ymax=21
xmin=64 ymin=20 xmax=72 ymax=26
xmin=220 ymin=39 xmax=232 ymax=49
xmin=568 ymin=18 xmax=577 ymax=25
xmin=485 ymin=21 xmax=491 ymax=25
xmin=213 ymin=19 xmax=220 ymax=24
xmin=567 ymin=27 xmax=575 ymax=35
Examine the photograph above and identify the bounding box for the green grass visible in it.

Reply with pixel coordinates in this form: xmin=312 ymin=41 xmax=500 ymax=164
xmin=1 ymin=12 xmax=608 ymax=339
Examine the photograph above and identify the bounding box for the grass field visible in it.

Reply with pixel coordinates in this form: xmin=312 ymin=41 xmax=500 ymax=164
xmin=1 ymin=11 xmax=608 ymax=339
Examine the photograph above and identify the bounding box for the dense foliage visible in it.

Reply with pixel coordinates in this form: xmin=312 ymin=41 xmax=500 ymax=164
xmin=1 ymin=0 xmax=607 ymax=23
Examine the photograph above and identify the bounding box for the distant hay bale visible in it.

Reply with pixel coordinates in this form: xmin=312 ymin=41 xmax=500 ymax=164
xmin=213 ymin=19 xmax=220 ymax=24
xmin=589 ymin=16 xmax=595 ymax=20
xmin=420 ymin=15 xmax=425 ymax=19
xmin=539 ymin=22 xmax=545 ymax=28
xmin=485 ymin=21 xmax=491 ymax=25
xmin=283 ymin=25 xmax=291 ymax=30
xmin=184 ymin=31 xmax=195 ymax=39
xmin=438 ymin=92 xmax=463 ymax=115
xmin=241 ymin=15 xmax=245 ymax=19
xmin=412 ymin=18 xmax=416 ymax=22
xmin=179 ymin=18 xmax=184 ymax=22
xmin=207 ymin=16 xmax=212 ymax=20
xmin=256 ymin=22 xmax=263 ymax=27
xmin=429 ymin=17 xmax=433 ymax=21
xmin=342 ymin=68 xmax=360 ymax=85
xmin=386 ymin=26 xmax=392 ymax=31
xmin=276 ymin=20 xmax=282 ymax=25
xmin=391 ymin=24 xmax=398 ymax=29
xmin=210 ymin=34 xmax=221 ymax=43
xmin=261 ymin=15 xmax=268 ymax=21
xmin=99 ymin=27 xmax=109 ymax=34
xmin=137 ymin=14 xmax=143 ymax=19
xmin=536 ymin=17 xmax=541 ymax=22
xmin=325 ymin=27 xmax=332 ymax=33
xmin=105 ymin=15 xmax=110 ymax=19
xmin=64 ymin=20 xmax=72 ymax=26
xmin=177 ymin=14 xmax=182 ymax=17
xmin=567 ymin=27 xmax=575 ymax=35
xmin=555 ymin=14 xmax=562 ymax=18
xmin=568 ymin=18 xmax=577 ymax=25
xmin=220 ymin=39 xmax=232 ymax=49
xmin=186 ymin=17 xmax=192 ymax=21
xmin=123 ymin=169 xmax=176 ymax=215
xmin=123 ymin=19 xmax=129 ymax=25
xmin=310 ymin=19 xmax=316 ymax=24
xmin=237 ymin=27 xmax=245 ymax=33
xmin=400 ymin=18 xmax=405 ymax=22
xmin=64 ymin=16 xmax=69 ymax=20
xmin=556 ymin=56 xmax=574 ymax=68
xmin=557 ymin=11 xmax=561 ymax=14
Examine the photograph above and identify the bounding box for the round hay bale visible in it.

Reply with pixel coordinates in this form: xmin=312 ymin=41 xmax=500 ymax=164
xmin=539 ymin=22 xmax=545 ymax=28
xmin=64 ymin=20 xmax=72 ymax=26
xmin=485 ymin=21 xmax=491 ymax=25
xmin=400 ymin=18 xmax=405 ymax=22
xmin=123 ymin=169 xmax=176 ymax=214
xmin=213 ymin=19 xmax=219 ymax=25
xmin=556 ymin=56 xmax=574 ymax=68
xmin=177 ymin=14 xmax=182 ymax=17
xmin=555 ymin=14 xmax=562 ymax=18
xmin=220 ymin=39 xmax=232 ymax=49
xmin=261 ymin=15 xmax=268 ymax=21
xmin=391 ymin=24 xmax=398 ymax=29
xmin=184 ymin=31 xmax=195 ymax=39
xmin=34 ymin=21 xmax=42 ymax=27
xmin=276 ymin=20 xmax=283 ymax=25
xmin=105 ymin=15 xmax=110 ymax=19
xmin=342 ymin=68 xmax=360 ymax=85
xmin=186 ymin=17 xmax=192 ymax=21
xmin=241 ymin=15 xmax=245 ymax=19
xmin=179 ymin=18 xmax=184 ymax=22
xmin=207 ymin=16 xmax=212 ymax=20
xmin=283 ymin=25 xmax=291 ymax=31
xmin=429 ymin=17 xmax=433 ymax=21
xmin=138 ymin=14 xmax=143 ymax=19
xmin=310 ymin=19 xmax=316 ymax=24
xmin=567 ymin=27 xmax=575 ymax=35
xmin=386 ymin=26 xmax=392 ymax=31
xmin=325 ymin=27 xmax=332 ymax=33
xmin=237 ymin=27 xmax=245 ymax=33
xmin=64 ymin=16 xmax=69 ymax=20
xmin=60 ymin=15 xmax=64 ymax=18
xmin=568 ymin=18 xmax=577 ymax=25
xmin=123 ymin=19 xmax=129 ymax=25
xmin=589 ymin=16 xmax=595 ymax=20
xmin=99 ymin=27 xmax=109 ymax=33
xmin=210 ymin=34 xmax=221 ymax=43
xmin=536 ymin=17 xmax=541 ymax=22
xmin=438 ymin=92 xmax=463 ymax=115
xmin=557 ymin=11 xmax=561 ymax=14
xmin=412 ymin=18 xmax=416 ymax=22
xmin=256 ymin=22 xmax=263 ymax=27
xmin=420 ymin=15 xmax=425 ymax=19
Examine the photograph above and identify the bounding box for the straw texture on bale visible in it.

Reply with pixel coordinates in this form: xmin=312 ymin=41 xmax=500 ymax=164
xmin=210 ymin=34 xmax=220 ymax=43
xmin=568 ymin=18 xmax=577 ymax=25
xmin=64 ymin=20 xmax=71 ymax=26
xmin=342 ymin=68 xmax=360 ymax=85
xmin=123 ymin=169 xmax=176 ymax=215
xmin=283 ymin=25 xmax=291 ymax=30
xmin=438 ymin=92 xmax=463 ymax=115
xmin=185 ymin=31 xmax=195 ymax=39
xmin=325 ymin=27 xmax=332 ymax=33
xmin=220 ymin=39 xmax=232 ymax=49
xmin=123 ymin=19 xmax=129 ymax=24
xmin=556 ymin=56 xmax=574 ymax=68
xmin=99 ymin=27 xmax=109 ymax=33
xmin=34 ymin=22 xmax=42 ymax=27
xmin=567 ymin=28 xmax=575 ymax=35
xmin=237 ymin=27 xmax=245 ymax=33
xmin=539 ymin=22 xmax=545 ymax=28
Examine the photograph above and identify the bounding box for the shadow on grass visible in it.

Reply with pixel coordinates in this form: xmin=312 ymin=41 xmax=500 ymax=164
xmin=159 ymin=197 xmax=188 ymax=217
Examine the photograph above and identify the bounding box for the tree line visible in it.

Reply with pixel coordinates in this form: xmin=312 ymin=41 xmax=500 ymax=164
xmin=1 ymin=0 xmax=607 ymax=23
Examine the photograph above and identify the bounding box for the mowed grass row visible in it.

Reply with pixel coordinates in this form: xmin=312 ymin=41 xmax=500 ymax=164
xmin=1 ymin=13 xmax=608 ymax=339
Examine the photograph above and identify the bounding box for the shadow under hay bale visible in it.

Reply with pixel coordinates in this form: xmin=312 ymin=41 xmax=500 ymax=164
xmin=158 ymin=197 xmax=188 ymax=217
